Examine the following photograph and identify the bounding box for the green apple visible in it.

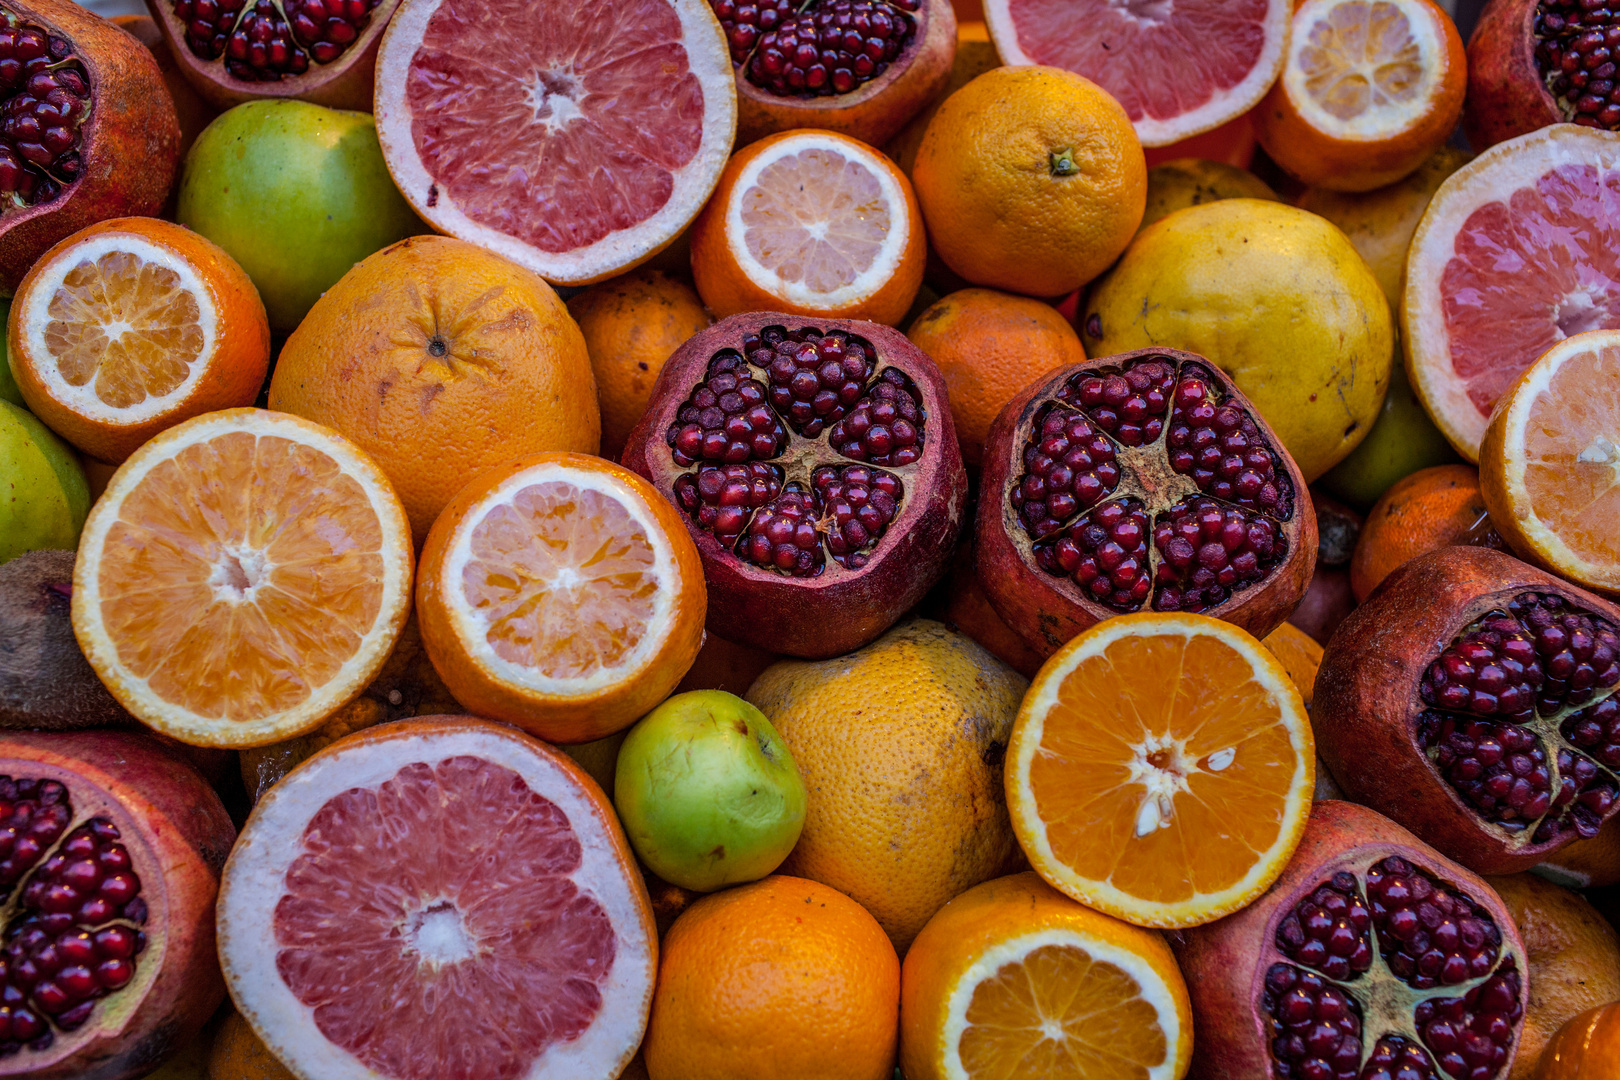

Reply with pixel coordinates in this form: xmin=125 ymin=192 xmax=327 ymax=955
xmin=1318 ymin=362 xmax=1461 ymax=511
xmin=614 ymin=690 xmax=806 ymax=892
xmin=177 ymin=100 xmax=421 ymax=332
xmin=0 ymin=400 xmax=88 ymax=564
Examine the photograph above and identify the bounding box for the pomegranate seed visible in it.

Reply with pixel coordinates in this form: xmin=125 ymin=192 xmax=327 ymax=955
xmin=1034 ymin=497 xmax=1150 ymax=612
xmin=175 ymin=0 xmax=376 ymax=76
xmin=1537 ymin=1 xmax=1620 ymax=130
xmin=739 ymin=0 xmax=915 ymax=97
xmin=827 ymin=367 xmax=926 ymax=466
xmin=0 ymin=13 xmax=88 ymax=208
xmin=1152 ymin=497 xmax=1283 ymax=614
xmin=750 ymin=326 xmax=873 ymax=437
xmin=1011 ymin=404 xmax=1122 ymax=540
xmin=1165 ymin=364 xmax=1287 ymax=513
xmin=813 ymin=463 xmax=902 ymax=569
xmin=666 ymin=352 xmax=787 ymax=467
xmin=1058 ymin=359 xmax=1176 ymax=447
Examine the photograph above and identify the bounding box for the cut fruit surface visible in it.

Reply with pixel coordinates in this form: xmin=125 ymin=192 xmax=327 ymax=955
xmin=373 ymin=0 xmax=737 ymax=285
xmin=218 ymin=715 xmax=655 ymax=1080
xmin=1481 ymin=330 xmax=1620 ymax=596
xmin=982 ymin=0 xmax=1290 ymax=146
xmin=71 ymin=408 xmax=413 ymax=748
xmin=689 ymin=129 xmax=924 ymax=325
xmin=1006 ymin=611 xmax=1315 ymax=928
xmin=899 ymin=872 xmax=1192 ymax=1080
xmin=416 ymin=452 xmax=705 ymax=743
xmin=8 ymin=217 xmax=270 ymax=464
xmin=1405 ymin=124 xmax=1620 ymax=461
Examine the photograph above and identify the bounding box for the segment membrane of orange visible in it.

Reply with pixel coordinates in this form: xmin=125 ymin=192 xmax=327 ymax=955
xmin=44 ymin=250 xmax=205 ymax=409
xmin=96 ymin=432 xmax=386 ymax=721
xmin=959 ymin=943 xmax=1167 ymax=1080
xmin=742 ymin=147 xmax=891 ymax=291
xmin=1299 ymin=1 xmax=1422 ymax=120
xmin=1522 ymin=344 xmax=1620 ymax=564
xmin=1030 ymin=632 xmax=1295 ymax=903
xmin=460 ymin=480 xmax=659 ymax=681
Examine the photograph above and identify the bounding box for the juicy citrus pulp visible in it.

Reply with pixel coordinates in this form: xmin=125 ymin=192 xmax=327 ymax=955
xmin=1285 ymin=0 xmax=1449 ymax=140
xmin=1481 ymin=330 xmax=1620 ymax=594
xmin=1007 ymin=612 xmax=1315 ymax=927
xmin=71 ymin=409 xmax=413 ymax=748
xmin=218 ymin=717 xmax=654 ymax=1080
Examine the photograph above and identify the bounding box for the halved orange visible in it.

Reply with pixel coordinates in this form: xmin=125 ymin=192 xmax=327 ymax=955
xmin=71 ymin=408 xmax=414 ymax=748
xmin=9 ymin=217 xmax=270 ymax=463
xmin=899 ymin=871 xmax=1192 ymax=1080
xmin=1006 ymin=612 xmax=1315 ymax=928
xmin=415 ymin=451 xmax=706 ymax=744
xmin=689 ymin=129 xmax=926 ymax=327
xmin=1479 ymin=329 xmax=1620 ymax=596
xmin=1254 ymin=0 xmax=1466 ymax=192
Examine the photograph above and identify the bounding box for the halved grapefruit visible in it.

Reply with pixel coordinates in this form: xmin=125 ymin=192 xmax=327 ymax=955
xmin=982 ymin=0 xmax=1291 ymax=147
xmin=1405 ymin=124 xmax=1620 ymax=461
xmin=373 ymin=0 xmax=737 ymax=285
xmin=218 ymin=715 xmax=657 ymax=1080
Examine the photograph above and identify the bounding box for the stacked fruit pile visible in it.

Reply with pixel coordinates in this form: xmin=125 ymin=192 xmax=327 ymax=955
xmin=1 ymin=0 xmax=1619 ymax=1076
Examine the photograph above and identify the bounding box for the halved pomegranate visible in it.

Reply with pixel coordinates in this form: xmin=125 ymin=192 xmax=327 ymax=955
xmin=1174 ymin=800 xmax=1529 ymax=1080
xmin=0 ymin=730 xmax=235 ymax=1080
xmin=0 ymin=0 xmax=180 ymax=295
xmin=712 ymin=0 xmax=956 ymax=146
xmin=621 ymin=311 xmax=967 ymax=659
xmin=142 ymin=0 xmax=397 ymax=111
xmin=1465 ymin=0 xmax=1620 ymax=149
xmin=974 ymin=347 xmax=1316 ymax=658
xmin=1315 ymin=546 xmax=1620 ymax=875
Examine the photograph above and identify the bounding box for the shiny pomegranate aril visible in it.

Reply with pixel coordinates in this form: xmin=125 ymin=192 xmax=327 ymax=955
xmin=1506 ymin=593 xmax=1620 ymax=714
xmin=711 ymin=0 xmax=797 ymax=64
xmin=749 ymin=325 xmax=873 ymax=438
xmin=739 ymin=483 xmax=825 ymax=576
xmin=1365 ymin=857 xmax=1501 ymax=991
xmin=1152 ymin=496 xmax=1284 ymax=614
xmin=674 ymin=461 xmax=784 ymax=546
xmin=1361 ymin=1035 xmax=1440 ymax=1080
xmin=1420 ymin=714 xmax=1554 ymax=831
xmin=666 ymin=352 xmax=787 ymax=467
xmin=1534 ymin=1 xmax=1620 ymax=129
xmin=0 ymin=15 xmax=86 ymax=210
xmin=1261 ymin=963 xmax=1364 ymax=1080
xmin=1012 ymin=404 xmax=1121 ymax=541
xmin=172 ymin=0 xmax=380 ymax=79
xmin=1421 ymin=616 xmax=1543 ymax=721
xmin=1274 ymin=872 xmax=1374 ymax=984
xmin=812 ymin=463 xmax=901 ymax=569
xmin=1035 ymin=497 xmax=1149 ymax=612
xmin=743 ymin=0 xmax=916 ymax=97
xmin=1562 ymin=695 xmax=1620 ymax=766
xmin=828 ymin=366 xmax=925 ymax=466
xmin=1166 ymin=363 xmax=1287 ymax=514
xmin=1057 ymin=357 xmax=1175 ymax=447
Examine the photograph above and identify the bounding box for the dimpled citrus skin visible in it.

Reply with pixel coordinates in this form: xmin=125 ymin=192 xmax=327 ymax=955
xmin=1083 ymin=198 xmax=1394 ymax=482
xmin=267 ymin=235 xmax=600 ymax=544
xmin=745 ymin=619 xmax=1028 ymax=952
xmin=643 ymin=875 xmax=899 ymax=1080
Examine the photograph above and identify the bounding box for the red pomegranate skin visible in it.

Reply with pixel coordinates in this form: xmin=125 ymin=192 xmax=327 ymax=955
xmin=0 ymin=730 xmax=234 ymax=1080
xmin=622 ymin=311 xmax=967 ymax=659
xmin=975 ymin=346 xmax=1317 ymax=659
xmin=733 ymin=0 xmax=956 ymax=147
xmin=1315 ymin=546 xmax=1620 ymax=875
xmin=0 ymin=0 xmax=180 ymax=295
xmin=1464 ymin=0 xmax=1564 ymax=150
xmin=1173 ymin=800 xmax=1529 ymax=1080
xmin=1289 ymin=565 xmax=1357 ymax=646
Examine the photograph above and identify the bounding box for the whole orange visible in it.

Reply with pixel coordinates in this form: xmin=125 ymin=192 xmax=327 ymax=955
xmin=1534 ymin=1003 xmax=1620 ymax=1080
xmin=566 ymin=269 xmax=712 ymax=461
xmin=910 ymin=65 xmax=1146 ymax=297
xmin=1350 ymin=464 xmax=1497 ymax=601
xmin=643 ymin=875 xmax=900 ymax=1080
xmin=266 ymin=235 xmax=599 ymax=543
xmin=905 ymin=287 xmax=1085 ymax=468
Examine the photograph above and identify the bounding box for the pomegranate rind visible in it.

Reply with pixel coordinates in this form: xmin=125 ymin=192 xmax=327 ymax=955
xmin=141 ymin=0 xmax=402 ymax=111
xmin=981 ymin=0 xmax=1290 ymax=147
xmin=1173 ymin=800 xmax=1529 ymax=1080
xmin=70 ymin=408 xmax=414 ymax=749
xmin=621 ymin=311 xmax=968 ymax=659
xmin=372 ymin=0 xmax=738 ymax=286
xmin=1006 ymin=612 xmax=1316 ymax=929
xmin=734 ymin=0 xmax=957 ymax=148
xmin=217 ymin=715 xmax=656 ymax=1080
xmin=0 ymin=730 xmax=234 ymax=1080
xmin=0 ymin=0 xmax=181 ymax=296
xmin=1314 ymin=545 xmax=1620 ymax=873
xmin=1403 ymin=124 xmax=1620 ymax=462
xmin=975 ymin=346 xmax=1316 ymax=658
xmin=1479 ymin=330 xmax=1620 ymax=595
xmin=1463 ymin=0 xmax=1564 ymax=152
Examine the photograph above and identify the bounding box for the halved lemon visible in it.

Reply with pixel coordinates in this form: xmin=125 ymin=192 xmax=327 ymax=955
xmin=1480 ymin=328 xmax=1620 ymax=595
xmin=415 ymin=451 xmax=706 ymax=744
xmin=71 ymin=408 xmax=414 ymax=748
xmin=1006 ymin=611 xmax=1315 ymax=928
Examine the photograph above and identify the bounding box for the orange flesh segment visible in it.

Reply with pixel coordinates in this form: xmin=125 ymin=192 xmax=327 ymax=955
xmin=97 ymin=432 xmax=386 ymax=721
xmin=461 ymin=480 xmax=658 ymax=679
xmin=741 ymin=146 xmax=891 ymax=293
xmin=1299 ymin=1 xmax=1422 ymax=121
xmin=1029 ymin=632 xmax=1295 ymax=904
xmin=45 ymin=250 xmax=204 ymax=408
xmin=959 ymin=944 xmax=1167 ymax=1079
xmin=1521 ymin=342 xmax=1620 ymax=566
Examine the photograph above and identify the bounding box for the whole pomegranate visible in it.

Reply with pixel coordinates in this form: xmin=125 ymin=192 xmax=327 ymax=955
xmin=710 ymin=0 xmax=955 ymax=146
xmin=0 ymin=0 xmax=180 ymax=294
xmin=143 ymin=0 xmax=398 ymax=110
xmin=1464 ymin=0 xmax=1620 ymax=148
xmin=1314 ymin=546 xmax=1620 ymax=875
xmin=1174 ymin=800 xmax=1530 ymax=1080
xmin=622 ymin=312 xmax=967 ymax=659
xmin=0 ymin=730 xmax=235 ymax=1080
xmin=975 ymin=347 xmax=1316 ymax=658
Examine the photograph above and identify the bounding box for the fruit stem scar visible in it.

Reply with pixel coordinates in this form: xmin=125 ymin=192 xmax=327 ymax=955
xmin=1049 ymin=148 xmax=1078 ymax=177
xmin=427 ymin=336 xmax=448 ymax=358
